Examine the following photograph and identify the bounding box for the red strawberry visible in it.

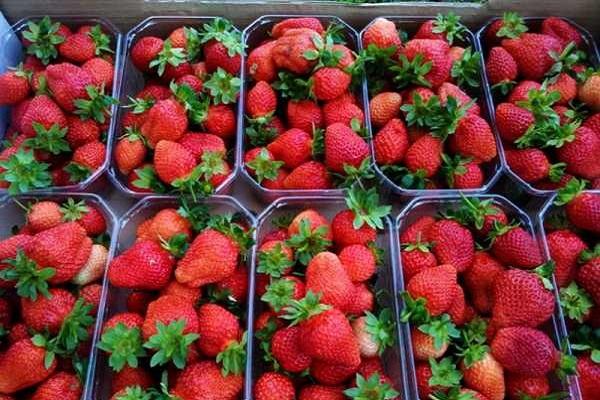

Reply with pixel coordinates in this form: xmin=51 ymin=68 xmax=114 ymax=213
xmin=45 ymin=63 xmax=95 ymax=112
xmin=71 ymin=140 xmax=106 ymax=172
xmin=577 ymin=258 xmax=600 ymax=306
xmin=541 ymin=17 xmax=583 ymax=48
xmin=58 ymin=33 xmax=96 ymax=63
xmin=153 ymin=140 xmax=196 ymax=184
xmin=267 ymin=128 xmax=313 ymax=169
xmin=108 ymin=240 xmax=174 ymax=290
xmin=0 ymin=234 xmax=33 ymax=287
xmin=103 ymin=312 xmax=144 ymax=333
xmin=463 ymin=252 xmax=505 ymax=314
xmin=331 ymin=209 xmax=376 ymax=248
xmin=461 ymin=352 xmax=505 ymax=400
xmin=131 ymin=36 xmax=164 ymax=72
xmin=20 ymin=95 xmax=67 ymax=138
xmin=400 ymin=216 xmax=435 ymax=244
xmin=546 ymin=230 xmax=588 ymax=287
xmin=283 ymin=161 xmax=332 ymax=190
xmin=288 ymin=209 xmax=331 ymax=238
xmin=583 ymin=113 xmax=600 ymax=135
xmin=254 ymin=372 xmax=295 ymax=400
xmin=561 ymin=187 xmax=600 ymax=234
xmin=406 ymin=264 xmax=458 ymax=316
xmin=205 ymin=104 xmax=236 ymax=139
xmin=548 ymin=73 xmax=577 ymax=105
xmin=324 ymin=123 xmax=369 ymax=173
xmin=203 ymin=40 xmax=241 ymax=75
xmin=176 ymin=74 xmax=203 ymax=93
xmin=312 ymin=68 xmax=351 ymax=101
xmin=141 ymin=99 xmax=188 ymax=147
xmin=272 ymin=17 xmax=324 ymax=38
xmin=446 ymin=159 xmax=484 ymax=189
xmin=577 ymin=354 xmax=600 ymax=400
xmin=427 ymin=219 xmax=474 ymax=272
xmin=142 ymin=295 xmax=199 ymax=340
xmin=505 ymin=148 xmax=560 ymax=183
xmin=246 ymin=41 xmax=277 ymax=82
xmin=0 ymin=69 xmax=30 ymax=105
xmin=501 ymin=33 xmax=562 ymax=80
xmin=494 ymin=103 xmax=534 ymax=142
xmin=66 ymin=115 xmax=100 ymax=148
xmin=306 ymin=252 xmax=354 ymax=311
xmin=175 ymin=229 xmax=239 ymax=287
xmin=80 ymin=283 xmax=102 ymax=314
xmin=179 ymin=132 xmax=225 ymax=162
xmin=490 ymin=224 xmax=542 ymax=269
xmin=577 ymin=73 xmax=600 ymax=112
xmin=111 ymin=366 xmax=153 ymax=395
xmin=83 ymin=57 xmax=115 ymax=87
xmin=557 ymin=126 xmax=600 ymax=180
xmin=374 ymin=118 xmax=409 ymax=165
xmin=246 ymin=81 xmax=277 ymax=118
xmin=401 ymin=241 xmax=437 ymax=282
xmin=0 ymin=339 xmax=57 ymax=394
xmin=271 ymin=326 xmax=312 ymax=373
xmin=405 ymin=134 xmax=443 ymax=178
xmin=271 ymin=28 xmax=319 ymax=73
xmin=438 ymin=83 xmax=480 ymax=116
xmin=196 ymin=303 xmax=240 ymax=356
xmin=449 ymin=114 xmax=497 ymax=163
xmin=339 ymin=244 xmax=376 ymax=282
xmin=27 ymin=201 xmax=62 ymax=233
xmin=310 ymin=360 xmax=358 ymax=385
xmin=136 ymin=84 xmax=171 ymax=101
xmin=362 ymin=18 xmax=402 ymax=51
xmin=322 ymin=96 xmax=364 ymax=127
xmin=506 ymin=375 xmax=550 ymax=400
xmin=173 ymin=361 xmax=243 ymax=400
xmin=21 ymin=288 xmax=75 ymax=334
xmin=141 ymin=208 xmax=191 ymax=243
xmin=506 ymin=80 xmax=541 ymax=104
xmin=369 ymin=92 xmax=401 ymax=128
xmin=402 ymin=39 xmax=452 ymax=88
xmin=31 ymin=372 xmax=81 ymax=400
xmin=486 ymin=46 xmax=518 ymax=85
xmin=115 ymin=133 xmax=146 ymax=175
xmin=299 ymin=385 xmax=345 ymax=400
xmin=287 ymin=100 xmax=323 ymax=133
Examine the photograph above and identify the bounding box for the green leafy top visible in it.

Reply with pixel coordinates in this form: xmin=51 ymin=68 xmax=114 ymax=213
xmin=0 ymin=148 xmax=52 ymax=194
xmin=22 ymin=16 xmax=65 ymax=65
xmin=216 ymin=331 xmax=247 ymax=376
xmin=143 ymin=319 xmax=199 ymax=369
xmin=429 ymin=357 xmax=463 ymax=388
xmin=183 ymin=26 xmax=202 ymax=62
xmin=261 ymin=278 xmax=297 ymax=312
xmin=285 ymin=218 xmax=332 ymax=266
xmin=114 ymin=385 xmax=154 ymax=400
xmin=203 ymin=67 xmax=241 ymax=105
xmin=281 ymin=291 xmax=331 ymax=326
xmin=455 ymin=317 xmax=490 ymax=367
xmin=570 ymin=325 xmax=600 ymax=364
xmin=559 ymin=282 xmax=593 ymax=323
xmin=495 ymin=12 xmax=528 ymax=39
xmin=418 ymin=314 xmax=460 ymax=351
xmin=257 ymin=242 xmax=294 ymax=278
xmin=132 ymin=165 xmax=168 ymax=194
xmin=74 ymin=85 xmax=118 ymax=124
xmin=0 ymin=250 xmax=55 ymax=300
xmin=126 ymin=96 xmax=155 ymax=114
xmin=200 ymin=18 xmax=244 ymax=57
xmin=430 ymin=387 xmax=476 ymax=400
xmin=516 ymin=85 xmax=561 ymax=123
xmin=170 ymin=81 xmax=210 ymax=126
xmin=303 ymin=32 xmax=344 ymax=70
xmin=177 ymin=198 xmax=211 ymax=232
xmin=208 ymin=213 xmax=255 ymax=256
xmin=364 ymin=308 xmax=396 ymax=355
xmin=514 ymin=119 xmax=578 ymax=149
xmin=149 ymin=39 xmax=187 ymax=77
xmin=97 ymin=322 xmax=146 ymax=372
xmin=451 ymin=47 xmax=481 ymax=88
xmin=444 ymin=195 xmax=500 ymax=230
xmin=343 ymin=373 xmax=399 ymax=399
xmin=554 ymin=177 xmax=587 ymax=206
xmin=272 ymin=71 xmax=313 ymax=101
xmin=88 ymin=25 xmax=113 ymax=55
xmin=246 ymin=148 xmax=284 ymax=184
xmin=65 ymin=162 xmax=93 ymax=183
xmin=579 ymin=243 xmax=600 ymax=264
xmin=345 ymin=186 xmax=391 ymax=230
xmin=60 ymin=197 xmax=89 ymax=221
xmin=533 ymin=260 xmax=556 ymax=290
xmin=391 ymin=53 xmax=433 ymax=89
xmin=355 ymin=44 xmax=397 ymax=96
xmin=333 ymin=157 xmax=375 ymax=189
xmin=160 ymin=233 xmax=190 ymax=259
xmin=245 ymin=118 xmax=279 ymax=147
xmin=399 ymin=292 xmax=430 ymax=326
xmin=432 ymin=13 xmax=466 ymax=45
xmin=441 ymin=154 xmax=472 ymax=188
xmin=24 ymin=122 xmax=70 ymax=155
xmin=546 ymin=42 xmax=586 ymax=80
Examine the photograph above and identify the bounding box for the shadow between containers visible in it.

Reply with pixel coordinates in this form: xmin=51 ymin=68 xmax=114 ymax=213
xmin=395 ymin=194 xmax=578 ymax=400
xmin=0 ymin=15 xmax=124 ymax=194
xmin=237 ymin=15 xmax=373 ymax=203
xmin=475 ymin=17 xmax=600 ymax=200
xmin=244 ymin=195 xmax=410 ymax=400
xmin=85 ymin=194 xmax=255 ymax=400
xmin=360 ymin=16 xmax=504 ymax=199
xmin=107 ymin=16 xmax=242 ymax=198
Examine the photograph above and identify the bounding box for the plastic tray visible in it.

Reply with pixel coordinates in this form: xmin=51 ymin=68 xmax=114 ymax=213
xmin=360 ymin=17 xmax=503 ymax=198
xmin=238 ymin=15 xmax=370 ymax=203
xmin=244 ymin=196 xmax=409 ymax=399
xmin=476 ymin=17 xmax=600 ymax=199
xmin=85 ymin=194 xmax=255 ymax=400
xmin=0 ymin=15 xmax=123 ymax=193
xmin=395 ymin=194 xmax=577 ymax=400
xmin=107 ymin=16 xmax=242 ymax=198
xmin=0 ymin=192 xmax=118 ymax=400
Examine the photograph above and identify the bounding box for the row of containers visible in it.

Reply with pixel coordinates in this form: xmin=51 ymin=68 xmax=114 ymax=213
xmin=0 ymin=14 xmax=599 ymax=200
xmin=0 ymin=190 xmax=597 ymax=399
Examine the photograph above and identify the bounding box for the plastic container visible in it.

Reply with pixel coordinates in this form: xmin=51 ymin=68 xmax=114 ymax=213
xmin=238 ymin=15 xmax=370 ymax=203
xmin=0 ymin=16 xmax=123 ymax=193
xmin=244 ymin=196 xmax=409 ymax=399
xmin=0 ymin=192 xmax=118 ymax=400
xmin=360 ymin=17 xmax=503 ymax=199
xmin=395 ymin=194 xmax=578 ymax=399
xmin=476 ymin=17 xmax=600 ymax=199
xmin=107 ymin=17 xmax=242 ymax=197
xmin=86 ymin=194 xmax=255 ymax=400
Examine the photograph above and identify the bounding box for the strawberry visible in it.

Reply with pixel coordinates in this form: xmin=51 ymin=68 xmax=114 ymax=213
xmin=179 ymin=132 xmax=225 ymax=161
xmin=110 ymin=366 xmax=153 ymax=395
xmin=443 ymin=158 xmax=484 ymax=189
xmin=485 ymin=46 xmax=518 ymax=86
xmin=406 ymin=264 xmax=458 ymax=316
xmin=583 ymin=113 xmax=600 ymax=134
xmin=45 ymin=63 xmax=95 ymax=112
xmin=506 ymin=80 xmax=541 ymax=104
xmin=254 ymin=372 xmax=295 ymax=400
xmin=66 ymin=115 xmax=100 ymax=148
xmin=437 ymin=83 xmax=480 ymax=116
xmin=26 ymin=201 xmax=62 ymax=233
xmin=136 ymin=84 xmax=171 ymax=101
xmin=369 ymin=92 xmax=401 ymax=128
xmin=400 ymin=216 xmax=435 ymax=244
xmin=374 ymin=118 xmax=409 ymax=165
xmin=362 ymin=18 xmax=402 ymax=51
xmin=272 ymin=17 xmax=324 ymax=38
xmin=246 ymin=41 xmax=277 ymax=82
xmin=288 ymin=209 xmax=331 ymax=239
xmin=203 ymin=39 xmax=242 ymax=76
xmin=306 ymin=252 xmax=354 ymax=311
xmin=287 ymin=100 xmax=323 ymax=133
xmin=322 ymin=96 xmax=364 ymax=127
xmin=79 ymin=282 xmax=102 ymax=313
xmin=410 ymin=325 xmax=450 ymax=360
xmin=311 ymin=360 xmax=358 ymax=385
xmin=21 ymin=287 xmax=75 ymax=334
xmin=283 ymin=161 xmax=332 ymax=190
xmin=299 ymin=385 xmax=345 ymax=400
xmin=548 ymin=72 xmax=577 ymax=105
xmin=141 ymin=99 xmax=188 ymax=147
xmin=142 ymin=294 xmax=199 ymax=340
xmin=501 ymin=33 xmax=562 ymax=80
xmin=505 ymin=148 xmax=562 ymax=183
xmin=175 ymin=228 xmax=239 ymax=287
xmin=577 ymin=259 xmax=600 ymax=306
xmin=64 ymin=202 xmax=106 ymax=236
xmin=0 ymin=234 xmax=33 ymax=287
xmin=267 ymin=128 xmax=313 ymax=169
xmin=312 ymin=67 xmax=351 ymax=101
xmin=489 ymin=224 xmax=543 ymax=269
xmin=196 ymin=303 xmax=240 ymax=357
xmin=401 ymin=39 xmax=452 ymax=88
xmin=70 ymin=140 xmax=106 ymax=175
xmin=461 ymin=352 xmax=505 ymax=400
xmin=339 ymin=244 xmax=376 ymax=283
xmin=176 ymin=74 xmax=203 ymax=93
xmin=557 ymin=181 xmax=600 ymax=234
xmin=246 ymin=81 xmax=277 ymax=118
xmin=271 ymin=326 xmax=312 ymax=373
xmin=401 ymin=241 xmax=437 ymax=282
xmin=449 ymin=114 xmax=497 ymax=163
xmin=546 ymin=229 xmax=588 ymax=287
xmin=505 ymin=375 xmax=550 ymax=400
xmin=205 ymin=104 xmax=236 ymax=139
xmin=330 ymin=209 xmax=377 ymax=249
xmin=0 ymin=339 xmax=57 ymax=394
xmin=58 ymin=33 xmax=96 ymax=63
xmin=108 ymin=240 xmax=174 ymax=290
xmin=262 ymin=276 xmax=305 ymax=313
xmin=427 ymin=219 xmax=474 ymax=272
xmin=405 ymin=134 xmax=443 ymax=178
xmin=494 ymin=103 xmax=534 ymax=142
xmin=557 ymin=126 xmax=600 ymax=180
xmin=271 ymin=29 xmax=318 ymax=75
xmin=20 ymin=95 xmax=67 ymax=138
xmin=153 ymin=140 xmax=196 ymax=184
xmin=577 ymin=355 xmax=600 ymax=400
xmin=324 ymin=123 xmax=369 ymax=173
xmin=115 ymin=132 xmax=146 ymax=175
xmin=541 ymin=17 xmax=583 ymax=48
xmin=463 ymin=252 xmax=505 ymax=314
xmin=0 ymin=68 xmax=30 ymax=105
xmin=31 ymin=372 xmax=81 ymax=400
xmin=144 ymin=208 xmax=192 ymax=243
xmin=83 ymin=57 xmax=115 ymax=87
xmin=578 ymin=74 xmax=600 ymax=112
xmin=173 ymin=361 xmax=243 ymax=400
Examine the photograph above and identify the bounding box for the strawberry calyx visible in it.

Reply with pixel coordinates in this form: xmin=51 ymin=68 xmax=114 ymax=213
xmin=0 ymin=148 xmax=52 ymax=194
xmin=125 ymin=96 xmax=155 ymax=114
xmin=74 ymin=84 xmax=118 ymax=124
xmin=391 ymin=53 xmax=433 ymax=89
xmin=428 ymin=356 xmax=463 ymax=388
xmin=303 ymin=32 xmax=344 ymax=71
xmin=569 ymin=325 xmax=600 ymax=363
xmin=261 ymin=278 xmax=296 ymax=312
xmin=246 ymin=148 xmax=284 ymax=183
xmin=143 ymin=319 xmax=199 ymax=369
xmin=183 ymin=26 xmax=202 ymax=62
xmin=22 ymin=16 xmax=66 ymax=65
xmin=285 ymin=218 xmax=332 ymax=266
xmin=245 ymin=118 xmax=279 ymax=147
xmin=0 ymin=250 xmax=55 ymax=299
xmin=200 ymin=17 xmax=244 ymax=57
xmin=429 ymin=96 xmax=474 ymax=141
xmin=548 ymin=162 xmax=567 ymax=183
xmin=257 ymin=243 xmax=294 ymax=278
xmin=88 ymin=24 xmax=113 ymax=55
xmin=60 ymin=197 xmax=89 ymax=221
xmin=546 ymin=42 xmax=586 ymax=80
xmin=207 ymin=213 xmax=254 ymax=256
xmin=203 ymin=67 xmax=241 ymax=105
xmin=487 ymin=220 xmax=520 ymax=244
xmin=97 ymin=322 xmax=146 ymax=372
xmin=133 ymin=165 xmax=168 ymax=193
xmin=455 ymin=317 xmax=489 ymax=367
xmin=24 ymin=122 xmax=71 ymax=155
xmin=399 ymin=292 xmax=429 ymax=325
xmin=516 ymin=84 xmax=561 ymax=122
xmin=334 ymin=158 xmax=376 ymax=189
xmin=559 ymin=282 xmax=593 ymax=323
xmin=579 ymin=243 xmax=600 ymax=264
xmin=272 ymin=71 xmax=314 ymax=101
xmin=170 ymin=81 xmax=210 ymax=125
xmin=441 ymin=154 xmax=472 ymax=188
xmin=495 ymin=12 xmax=528 ymax=39
xmin=430 ymin=387 xmax=476 ymax=400
xmin=432 ymin=13 xmax=467 ymax=45
xmin=402 ymin=238 xmax=433 ymax=253
xmin=356 ymin=44 xmax=397 ymax=97
xmin=281 ymin=290 xmax=331 ymax=326
xmin=149 ymin=39 xmax=187 ymax=77
xmin=514 ymin=119 xmax=578 ymax=149
xmin=216 ymin=331 xmax=247 ymax=376
xmin=381 ymin=165 xmax=428 ymax=190
xmin=491 ymin=80 xmax=516 ymax=96
xmin=364 ymin=308 xmax=396 ymax=355
xmin=272 ymin=214 xmax=293 ymax=229
xmin=177 ymin=197 xmax=211 ymax=232
xmin=418 ymin=313 xmax=460 ymax=351
xmin=533 ymin=260 xmax=556 ymax=290
xmin=12 ymin=62 xmax=33 ymax=81
xmin=345 ymin=185 xmax=391 ymax=230
xmin=159 ymin=233 xmax=190 ymax=259
xmin=450 ymin=46 xmax=481 ymax=89
xmin=444 ymin=194 xmax=500 ymax=230
xmin=65 ymin=162 xmax=93 ymax=183
xmin=555 ymin=352 xmax=577 ymax=380
xmin=121 ymin=127 xmax=146 ymax=144
xmin=114 ymin=385 xmax=153 ymax=400
xmin=554 ymin=177 xmax=587 ymax=206
xmin=343 ymin=372 xmax=400 ymax=400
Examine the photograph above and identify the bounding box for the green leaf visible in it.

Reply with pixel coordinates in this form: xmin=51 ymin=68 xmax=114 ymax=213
xmin=261 ymin=278 xmax=296 ymax=312
xmin=88 ymin=24 xmax=113 ymax=55
xmin=148 ymin=38 xmax=187 ymax=76
xmin=97 ymin=323 xmax=146 ymax=372
xmin=0 ymin=250 xmax=55 ymax=300
xmin=495 ymin=12 xmax=528 ymax=39
xmin=132 ymin=165 xmax=167 ymax=194
xmin=554 ymin=177 xmax=587 ymax=206
xmin=203 ymin=67 xmax=241 ymax=105
xmin=451 ymin=46 xmax=481 ymax=88
xmin=569 ymin=325 xmax=600 ymax=358
xmin=24 ymin=122 xmax=70 ymax=155
xmin=177 ymin=198 xmax=211 ymax=232
xmin=59 ymin=197 xmax=89 ymax=222
xmin=0 ymin=148 xmax=52 ymax=194
xmin=216 ymin=331 xmax=246 ymax=376
xmin=356 ymin=44 xmax=397 ymax=96
xmin=257 ymin=242 xmax=294 ymax=278
xmin=432 ymin=12 xmax=466 ymax=45
xmin=343 ymin=373 xmax=399 ymax=399
xmin=160 ymin=233 xmax=190 ymax=258
xmin=285 ymin=219 xmax=332 ymax=266
xmin=200 ymin=18 xmax=244 ymax=57
xmin=364 ymin=308 xmax=396 ymax=355
xmin=74 ymin=84 xmax=118 ymax=124
xmin=22 ymin=16 xmax=65 ymax=65
xmin=125 ymin=96 xmax=154 ymax=114
xmin=65 ymin=162 xmax=92 ymax=183
xmin=332 ymin=157 xmax=375 ymax=189
xmin=546 ymin=41 xmax=587 ymax=80
xmin=399 ymin=291 xmax=430 ymax=325
xmin=441 ymin=153 xmax=471 ymax=188
xmin=443 ymin=194 xmax=500 ymax=230
xmin=245 ymin=117 xmax=279 ymax=147
xmin=114 ymin=385 xmax=154 ymax=400
xmin=418 ymin=314 xmax=460 ymax=351
xmin=281 ymin=291 xmax=330 ymax=326
xmin=391 ymin=53 xmax=432 ymax=89
xmin=345 ymin=186 xmax=391 ymax=230
xmin=208 ymin=213 xmax=255 ymax=257
xmin=559 ymin=282 xmax=593 ymax=323
xmin=143 ymin=319 xmax=199 ymax=369
xmin=53 ymin=298 xmax=95 ymax=354
xmin=272 ymin=71 xmax=313 ymax=101
xmin=428 ymin=357 xmax=462 ymax=388
xmin=183 ymin=26 xmax=203 ymax=62
xmin=169 ymin=81 xmax=210 ymax=125
xmin=246 ymin=148 xmax=284 ymax=183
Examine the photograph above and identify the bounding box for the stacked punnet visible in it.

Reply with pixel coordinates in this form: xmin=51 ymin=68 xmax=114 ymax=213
xmin=361 ymin=15 xmax=499 ymax=191
xmin=0 ymin=17 xmax=118 ymax=194
xmin=98 ymin=198 xmax=253 ymax=399
xmin=0 ymin=195 xmax=112 ymax=397
xmin=243 ymin=17 xmax=371 ymax=192
xmin=481 ymin=13 xmax=600 ymax=191
xmin=113 ymin=18 xmax=242 ymax=196
xmin=541 ymin=180 xmax=600 ymax=400
xmin=398 ymin=196 xmax=575 ymax=399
